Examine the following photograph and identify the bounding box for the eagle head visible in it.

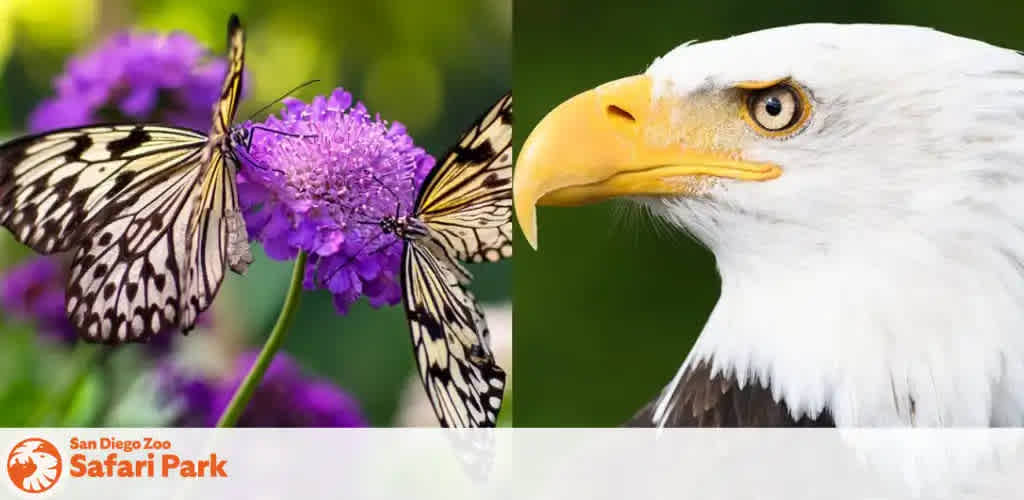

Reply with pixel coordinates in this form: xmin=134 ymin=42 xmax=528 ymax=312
xmin=514 ymin=24 xmax=1024 ymax=426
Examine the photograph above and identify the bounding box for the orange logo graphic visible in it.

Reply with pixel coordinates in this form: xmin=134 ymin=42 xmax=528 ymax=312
xmin=7 ymin=438 xmax=62 ymax=494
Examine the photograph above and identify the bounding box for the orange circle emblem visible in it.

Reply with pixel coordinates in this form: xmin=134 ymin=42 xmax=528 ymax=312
xmin=7 ymin=438 xmax=62 ymax=494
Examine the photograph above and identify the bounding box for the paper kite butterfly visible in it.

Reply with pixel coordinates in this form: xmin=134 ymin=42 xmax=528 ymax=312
xmin=0 ymin=14 xmax=256 ymax=343
xmin=379 ymin=94 xmax=513 ymax=427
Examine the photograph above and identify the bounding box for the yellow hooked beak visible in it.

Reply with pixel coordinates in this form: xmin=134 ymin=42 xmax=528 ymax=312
xmin=513 ymin=74 xmax=782 ymax=249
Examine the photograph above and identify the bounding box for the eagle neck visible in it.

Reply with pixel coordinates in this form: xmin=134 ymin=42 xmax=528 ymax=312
xmin=676 ymin=229 xmax=1024 ymax=427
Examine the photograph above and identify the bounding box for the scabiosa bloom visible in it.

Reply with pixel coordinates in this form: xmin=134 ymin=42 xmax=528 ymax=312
xmin=29 ymin=30 xmax=231 ymax=133
xmin=0 ymin=257 xmax=76 ymax=343
xmin=237 ymin=88 xmax=434 ymax=313
xmin=162 ymin=351 xmax=367 ymax=427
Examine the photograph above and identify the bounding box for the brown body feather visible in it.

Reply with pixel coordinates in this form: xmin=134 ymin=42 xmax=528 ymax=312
xmin=625 ymin=361 xmax=835 ymax=427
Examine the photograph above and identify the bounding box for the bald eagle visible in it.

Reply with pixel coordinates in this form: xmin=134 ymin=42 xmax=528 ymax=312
xmin=514 ymin=24 xmax=1024 ymax=427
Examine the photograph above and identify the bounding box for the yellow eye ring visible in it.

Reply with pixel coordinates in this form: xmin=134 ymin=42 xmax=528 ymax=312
xmin=739 ymin=80 xmax=811 ymax=138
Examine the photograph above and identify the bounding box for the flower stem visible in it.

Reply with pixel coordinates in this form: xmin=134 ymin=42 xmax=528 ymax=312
xmin=217 ymin=251 xmax=307 ymax=427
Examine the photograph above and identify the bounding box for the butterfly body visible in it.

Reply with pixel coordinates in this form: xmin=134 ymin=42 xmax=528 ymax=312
xmin=379 ymin=215 xmax=430 ymax=241
xmin=0 ymin=15 xmax=251 ymax=343
xmin=228 ymin=127 xmax=254 ymax=155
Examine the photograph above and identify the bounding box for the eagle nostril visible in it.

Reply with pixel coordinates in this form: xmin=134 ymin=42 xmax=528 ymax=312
xmin=606 ymin=105 xmax=636 ymax=124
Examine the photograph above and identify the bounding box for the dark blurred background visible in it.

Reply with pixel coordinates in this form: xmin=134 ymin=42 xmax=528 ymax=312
xmin=0 ymin=0 xmax=510 ymax=426
xmin=513 ymin=0 xmax=1024 ymax=426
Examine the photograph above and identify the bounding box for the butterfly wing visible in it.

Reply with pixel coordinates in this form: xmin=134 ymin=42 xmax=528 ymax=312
xmin=414 ymin=93 xmax=513 ymax=265
xmin=0 ymin=124 xmax=214 ymax=341
xmin=66 ymin=147 xmax=206 ymax=342
xmin=176 ymin=13 xmax=252 ymax=331
xmin=0 ymin=125 xmax=207 ymax=254
xmin=403 ymin=239 xmax=506 ymax=427
xmin=400 ymin=94 xmax=514 ymax=427
xmin=0 ymin=15 xmax=252 ymax=343
xmin=212 ymin=14 xmax=245 ymax=137
xmin=178 ymin=148 xmax=247 ymax=331
xmin=215 ymin=14 xmax=251 ymax=273
xmin=185 ymin=13 xmax=251 ymax=275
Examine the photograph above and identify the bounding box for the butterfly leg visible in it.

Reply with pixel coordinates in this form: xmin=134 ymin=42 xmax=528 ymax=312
xmin=233 ymin=145 xmax=285 ymax=176
xmin=318 ymin=234 xmax=399 ymax=288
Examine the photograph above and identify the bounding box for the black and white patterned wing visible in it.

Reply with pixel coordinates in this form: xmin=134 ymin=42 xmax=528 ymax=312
xmin=214 ymin=14 xmax=251 ymax=273
xmin=0 ymin=124 xmax=216 ymax=341
xmin=181 ymin=12 xmax=251 ymax=312
xmin=65 ymin=147 xmax=245 ymax=342
xmin=402 ymin=239 xmax=506 ymax=427
xmin=179 ymin=147 xmax=246 ymax=330
xmin=66 ymin=149 xmax=202 ymax=341
xmin=211 ymin=14 xmax=245 ymax=137
xmin=415 ymin=93 xmax=512 ymax=265
xmin=0 ymin=125 xmax=207 ymax=254
xmin=0 ymin=15 xmax=251 ymax=343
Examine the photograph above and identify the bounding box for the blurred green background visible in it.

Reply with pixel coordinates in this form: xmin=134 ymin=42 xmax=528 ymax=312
xmin=0 ymin=0 xmax=510 ymax=426
xmin=513 ymin=0 xmax=1024 ymax=426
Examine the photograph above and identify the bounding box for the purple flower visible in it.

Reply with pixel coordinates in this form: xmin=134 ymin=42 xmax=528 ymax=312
xmin=29 ymin=30 xmax=232 ymax=133
xmin=159 ymin=364 xmax=218 ymax=427
xmin=237 ymin=88 xmax=434 ymax=313
xmin=0 ymin=257 xmax=76 ymax=343
xmin=162 ymin=350 xmax=367 ymax=427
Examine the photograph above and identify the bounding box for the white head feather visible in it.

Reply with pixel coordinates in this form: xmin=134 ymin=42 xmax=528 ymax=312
xmin=645 ymin=24 xmax=1024 ymax=426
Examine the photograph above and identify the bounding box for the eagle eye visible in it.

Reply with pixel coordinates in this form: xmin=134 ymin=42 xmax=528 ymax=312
xmin=742 ymin=82 xmax=810 ymax=138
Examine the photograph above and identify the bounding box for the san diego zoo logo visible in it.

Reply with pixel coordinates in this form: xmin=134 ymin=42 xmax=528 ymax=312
xmin=6 ymin=438 xmax=62 ymax=494
xmin=6 ymin=435 xmax=228 ymax=494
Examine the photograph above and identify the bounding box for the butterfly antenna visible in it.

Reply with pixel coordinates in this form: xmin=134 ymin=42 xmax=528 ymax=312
xmin=367 ymin=172 xmax=404 ymax=218
xmin=234 ymin=145 xmax=285 ymax=175
xmin=369 ymin=173 xmax=400 ymax=202
xmin=249 ymin=125 xmax=316 ymax=140
xmin=351 ymin=204 xmax=382 ymax=225
xmin=244 ymin=79 xmax=321 ymax=122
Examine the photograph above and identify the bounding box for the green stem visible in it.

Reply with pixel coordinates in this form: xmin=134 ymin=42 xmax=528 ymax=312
xmin=29 ymin=342 xmax=103 ymax=426
xmin=87 ymin=351 xmax=118 ymax=426
xmin=217 ymin=251 xmax=307 ymax=427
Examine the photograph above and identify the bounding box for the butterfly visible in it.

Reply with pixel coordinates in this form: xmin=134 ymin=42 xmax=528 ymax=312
xmin=0 ymin=14 xmax=258 ymax=343
xmin=378 ymin=93 xmax=513 ymax=427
